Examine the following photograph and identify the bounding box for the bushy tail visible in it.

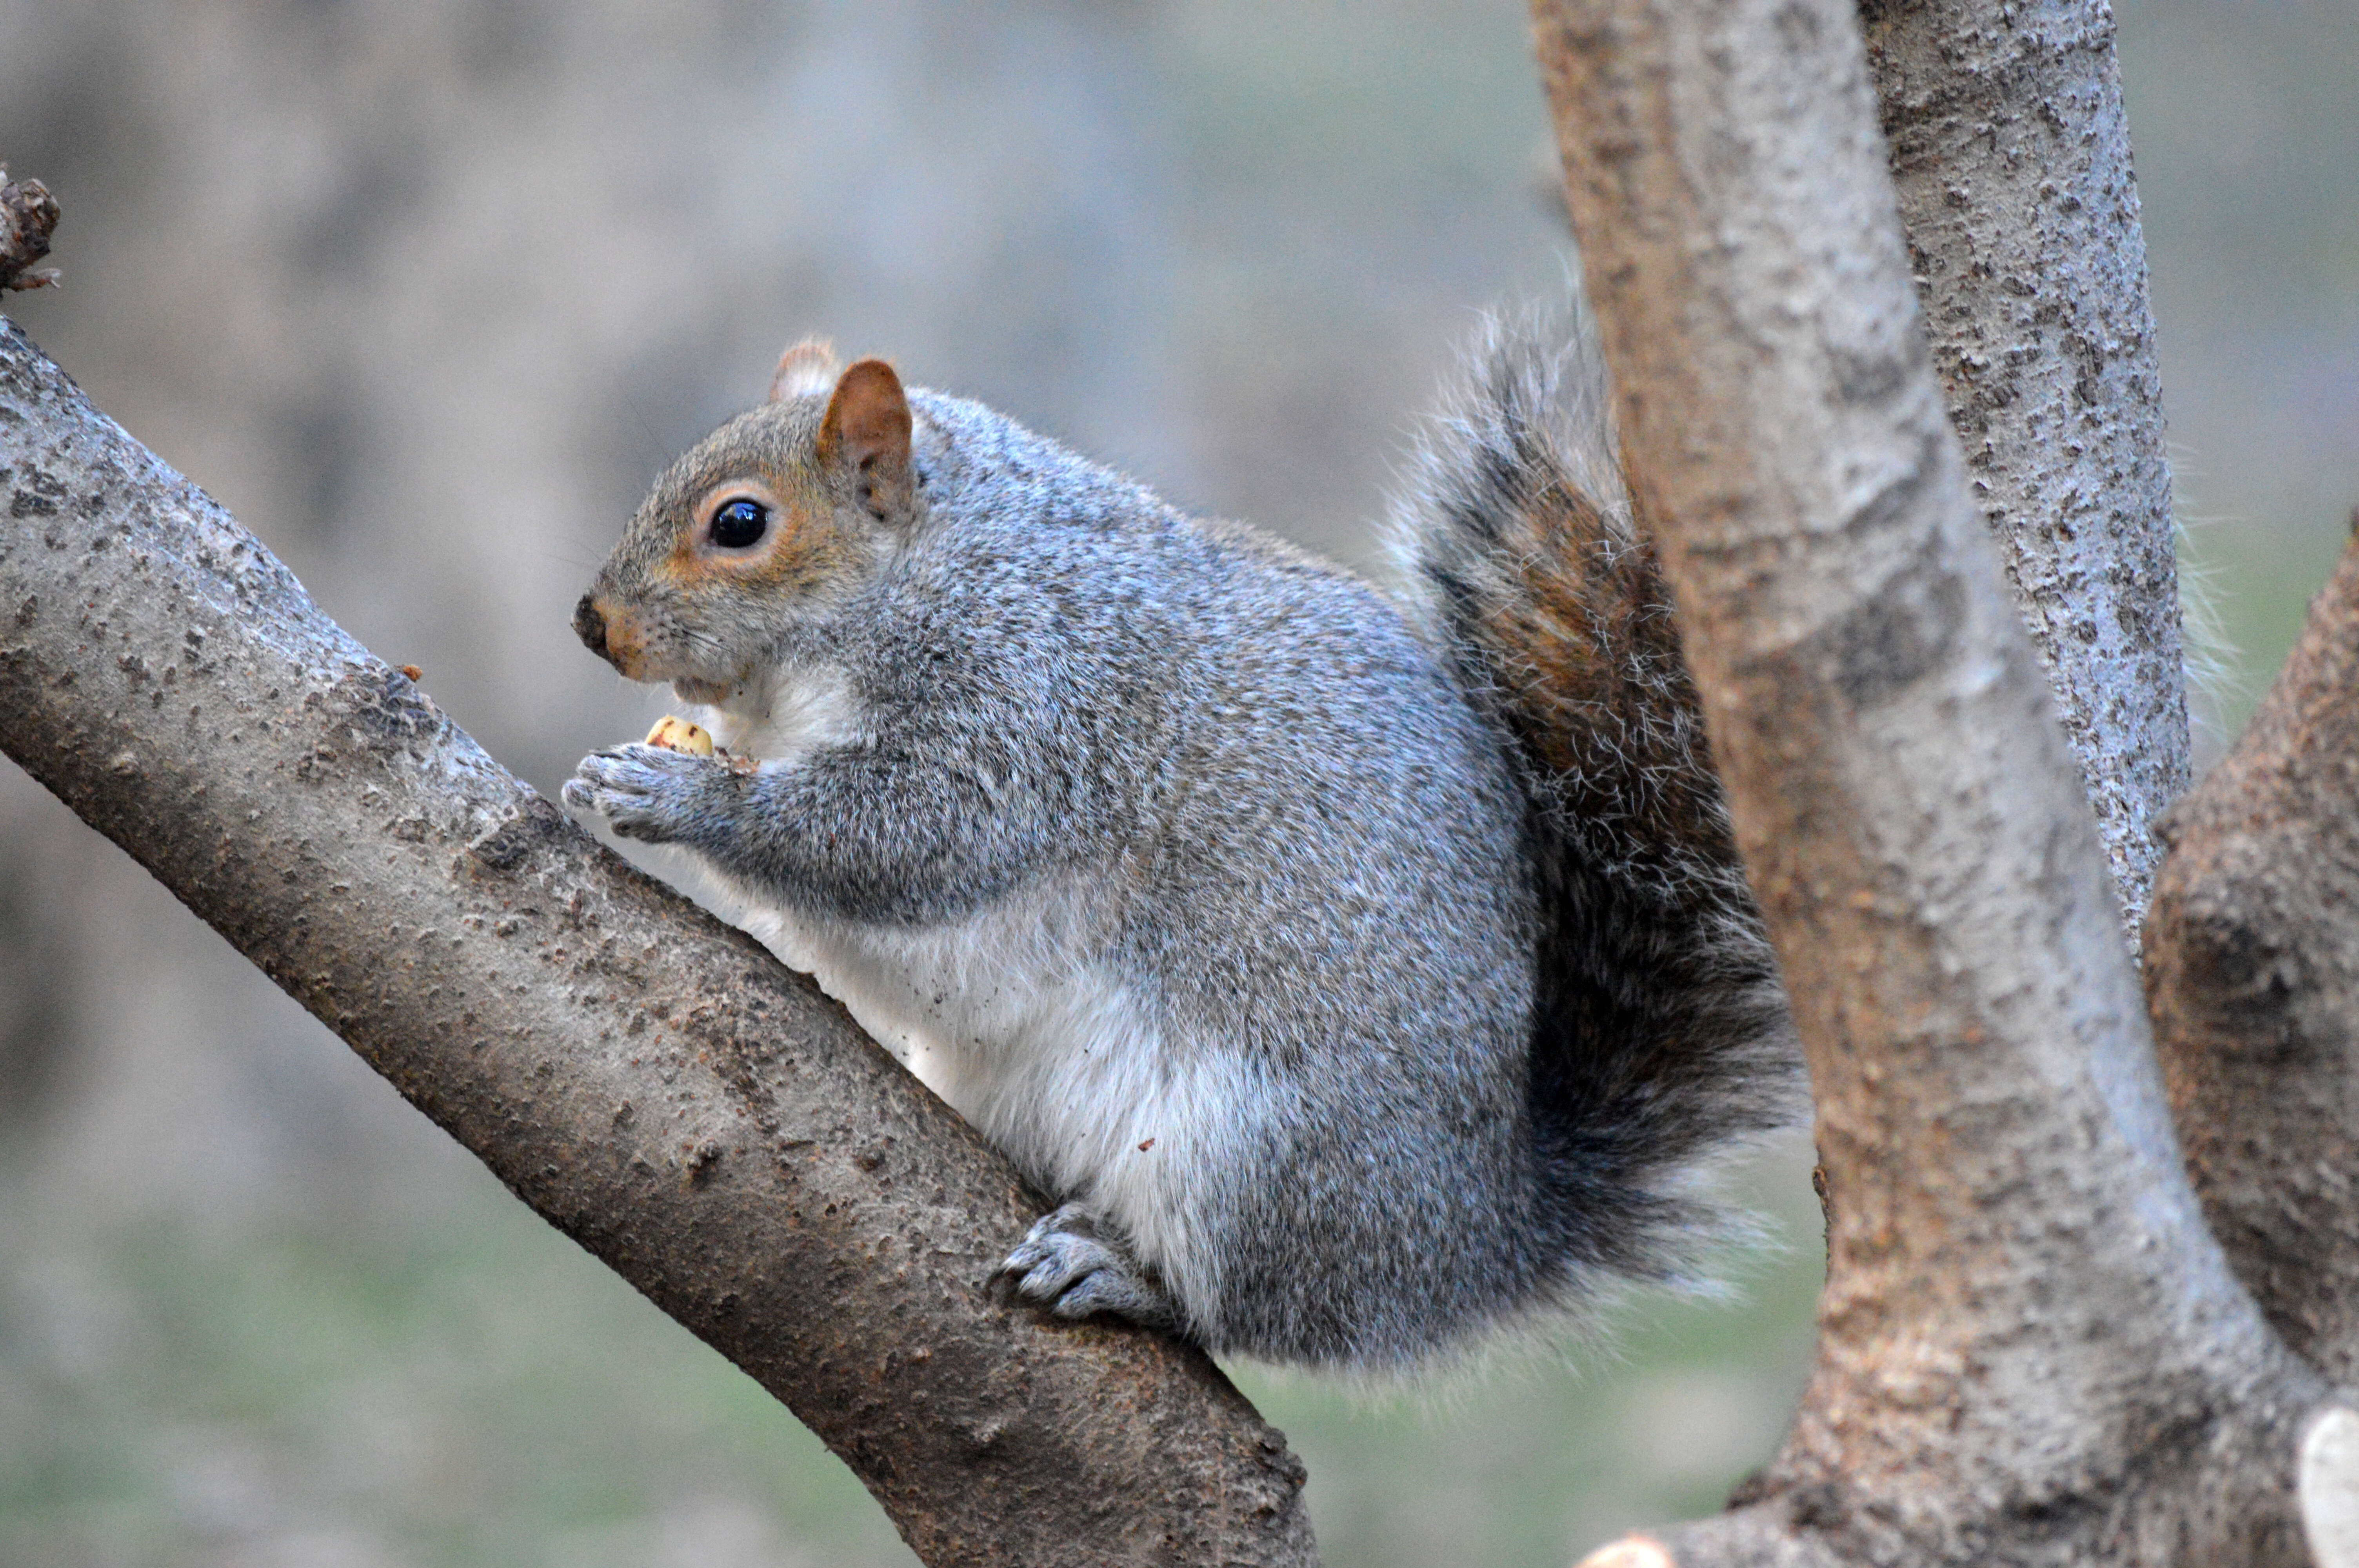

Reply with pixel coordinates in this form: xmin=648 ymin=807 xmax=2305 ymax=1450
xmin=1388 ymin=312 xmax=1803 ymax=1292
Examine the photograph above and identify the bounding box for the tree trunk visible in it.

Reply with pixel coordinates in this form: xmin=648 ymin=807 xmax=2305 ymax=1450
xmin=1528 ymin=0 xmax=2353 ymax=1559
xmin=0 ymin=319 xmax=1317 ymax=1568
xmin=2146 ymin=521 xmax=2359 ymax=1390
xmin=1863 ymin=0 xmax=2190 ymax=936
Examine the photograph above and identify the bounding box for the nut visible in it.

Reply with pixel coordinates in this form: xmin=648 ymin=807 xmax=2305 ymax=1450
xmin=643 ymin=715 xmax=715 ymax=756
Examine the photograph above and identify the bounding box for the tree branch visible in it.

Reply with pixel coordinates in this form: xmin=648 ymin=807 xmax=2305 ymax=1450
xmin=1528 ymin=0 xmax=2346 ymax=1559
xmin=0 ymin=318 xmax=1316 ymax=1568
xmin=1863 ymin=0 xmax=2190 ymax=935
xmin=2146 ymin=517 xmax=2359 ymax=1389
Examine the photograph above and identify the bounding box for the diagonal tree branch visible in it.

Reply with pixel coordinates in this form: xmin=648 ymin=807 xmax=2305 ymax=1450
xmin=1863 ymin=0 xmax=2190 ymax=936
xmin=2146 ymin=519 xmax=2359 ymax=1390
xmin=0 ymin=318 xmax=1316 ymax=1568
xmin=1528 ymin=0 xmax=2349 ymax=1560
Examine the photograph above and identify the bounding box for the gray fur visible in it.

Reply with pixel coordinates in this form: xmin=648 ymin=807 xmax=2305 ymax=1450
xmin=566 ymin=318 xmax=1801 ymax=1370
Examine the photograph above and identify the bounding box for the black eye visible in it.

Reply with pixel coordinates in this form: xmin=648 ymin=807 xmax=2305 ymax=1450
xmin=708 ymin=497 xmax=770 ymax=549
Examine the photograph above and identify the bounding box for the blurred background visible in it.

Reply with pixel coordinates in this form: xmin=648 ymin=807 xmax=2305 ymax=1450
xmin=0 ymin=1 xmax=2350 ymax=1564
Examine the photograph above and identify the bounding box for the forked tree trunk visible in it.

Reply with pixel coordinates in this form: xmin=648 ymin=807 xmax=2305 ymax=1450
xmin=1528 ymin=0 xmax=2356 ymax=1562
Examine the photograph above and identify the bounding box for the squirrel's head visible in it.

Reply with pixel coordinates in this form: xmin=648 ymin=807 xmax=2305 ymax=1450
xmin=572 ymin=339 xmax=916 ymax=701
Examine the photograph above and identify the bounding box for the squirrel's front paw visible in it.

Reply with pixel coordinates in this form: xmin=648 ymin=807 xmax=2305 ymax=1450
xmin=997 ymin=1204 xmax=1181 ymax=1334
xmin=561 ymin=742 xmax=718 ymax=844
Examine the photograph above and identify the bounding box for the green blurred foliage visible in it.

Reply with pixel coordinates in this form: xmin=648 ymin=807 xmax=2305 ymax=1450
xmin=2118 ymin=0 xmax=2359 ymax=739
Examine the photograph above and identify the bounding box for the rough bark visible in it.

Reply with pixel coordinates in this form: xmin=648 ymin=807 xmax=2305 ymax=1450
xmin=2146 ymin=520 xmax=2359 ymax=1390
xmin=1529 ymin=0 xmax=2350 ymax=1561
xmin=1862 ymin=0 xmax=2189 ymax=936
xmin=0 ymin=317 xmax=1316 ymax=1568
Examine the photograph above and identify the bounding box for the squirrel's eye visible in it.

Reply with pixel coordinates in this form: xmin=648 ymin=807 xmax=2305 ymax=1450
xmin=708 ymin=497 xmax=770 ymax=550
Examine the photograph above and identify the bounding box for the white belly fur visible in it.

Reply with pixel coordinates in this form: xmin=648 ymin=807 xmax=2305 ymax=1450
xmin=675 ymin=670 xmax=1247 ymax=1326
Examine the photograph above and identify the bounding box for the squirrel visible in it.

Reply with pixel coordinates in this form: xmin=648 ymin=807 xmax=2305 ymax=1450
xmin=560 ymin=319 xmax=1802 ymax=1371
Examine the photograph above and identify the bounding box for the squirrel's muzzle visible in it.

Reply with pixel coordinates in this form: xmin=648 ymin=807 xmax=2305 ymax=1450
xmin=573 ymin=593 xmax=610 ymax=660
xmin=574 ymin=593 xmax=653 ymax=680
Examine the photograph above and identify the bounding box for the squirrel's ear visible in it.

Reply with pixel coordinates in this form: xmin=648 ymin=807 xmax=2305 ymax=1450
xmin=817 ymin=359 xmax=914 ymax=521
xmin=769 ymin=336 xmax=841 ymax=403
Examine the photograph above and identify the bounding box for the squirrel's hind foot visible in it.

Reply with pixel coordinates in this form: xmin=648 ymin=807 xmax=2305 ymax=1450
xmin=997 ymin=1203 xmax=1182 ymax=1335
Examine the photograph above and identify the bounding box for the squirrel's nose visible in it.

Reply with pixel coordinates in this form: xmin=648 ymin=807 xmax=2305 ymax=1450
xmin=572 ymin=593 xmax=609 ymax=658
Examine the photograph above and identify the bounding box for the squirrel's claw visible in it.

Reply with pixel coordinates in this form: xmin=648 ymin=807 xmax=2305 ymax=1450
xmin=998 ymin=1203 xmax=1181 ymax=1334
xmin=563 ymin=742 xmax=713 ymax=844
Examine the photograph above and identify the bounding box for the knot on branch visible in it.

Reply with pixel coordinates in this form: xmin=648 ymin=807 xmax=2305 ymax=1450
xmin=0 ymin=172 xmax=61 ymax=293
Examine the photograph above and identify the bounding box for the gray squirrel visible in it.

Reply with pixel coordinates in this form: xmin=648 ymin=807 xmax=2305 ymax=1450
xmin=561 ymin=319 xmax=1801 ymax=1371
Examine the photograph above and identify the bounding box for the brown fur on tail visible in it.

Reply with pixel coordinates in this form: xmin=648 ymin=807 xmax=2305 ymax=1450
xmin=1389 ymin=316 xmax=1739 ymax=902
xmin=1389 ymin=311 xmax=1799 ymax=1287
